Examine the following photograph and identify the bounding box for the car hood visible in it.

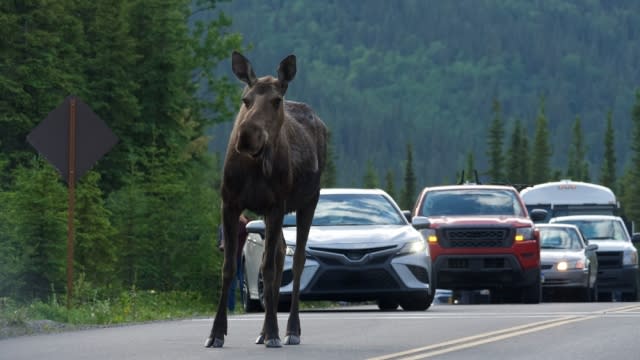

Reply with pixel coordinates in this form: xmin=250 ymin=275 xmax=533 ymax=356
xmin=426 ymin=216 xmax=533 ymax=227
xmin=541 ymin=250 xmax=584 ymax=262
xmin=587 ymin=240 xmax=636 ymax=252
xmin=282 ymin=225 xmax=421 ymax=249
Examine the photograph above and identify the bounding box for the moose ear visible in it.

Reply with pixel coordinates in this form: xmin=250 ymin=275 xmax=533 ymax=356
xmin=232 ymin=51 xmax=257 ymax=86
xmin=277 ymin=54 xmax=296 ymax=92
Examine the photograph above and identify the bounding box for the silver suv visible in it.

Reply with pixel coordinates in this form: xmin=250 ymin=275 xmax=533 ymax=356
xmin=549 ymin=215 xmax=640 ymax=301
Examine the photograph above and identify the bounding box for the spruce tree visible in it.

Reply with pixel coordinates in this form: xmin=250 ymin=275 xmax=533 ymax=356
xmin=486 ymin=98 xmax=505 ymax=183
xmin=600 ymin=111 xmax=617 ymax=193
xmin=321 ymin=131 xmax=337 ymax=188
xmin=566 ymin=116 xmax=589 ymax=181
xmin=400 ymin=143 xmax=417 ymax=209
xmin=385 ymin=169 xmax=396 ymax=201
xmin=530 ymin=97 xmax=552 ymax=184
xmin=623 ymin=90 xmax=640 ymax=224
xmin=363 ymin=160 xmax=379 ymax=188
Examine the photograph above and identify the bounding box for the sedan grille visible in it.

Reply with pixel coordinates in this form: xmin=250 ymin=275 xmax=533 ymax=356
xmin=441 ymin=228 xmax=511 ymax=248
xmin=309 ymin=245 xmax=396 ymax=262
xmin=311 ymin=269 xmax=400 ymax=291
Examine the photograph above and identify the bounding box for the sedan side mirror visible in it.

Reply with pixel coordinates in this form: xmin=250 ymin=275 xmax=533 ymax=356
xmin=246 ymin=220 xmax=266 ymax=238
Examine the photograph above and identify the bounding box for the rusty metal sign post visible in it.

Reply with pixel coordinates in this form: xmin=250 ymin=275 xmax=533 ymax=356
xmin=27 ymin=96 xmax=118 ymax=309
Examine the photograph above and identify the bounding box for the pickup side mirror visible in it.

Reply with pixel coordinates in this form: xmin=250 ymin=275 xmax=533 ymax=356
xmin=411 ymin=216 xmax=431 ymax=230
xmin=529 ymin=208 xmax=548 ymax=222
xmin=586 ymin=244 xmax=598 ymax=252
xmin=632 ymin=233 xmax=640 ymax=245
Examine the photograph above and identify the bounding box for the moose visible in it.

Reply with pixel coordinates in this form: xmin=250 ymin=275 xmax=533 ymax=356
xmin=205 ymin=51 xmax=327 ymax=348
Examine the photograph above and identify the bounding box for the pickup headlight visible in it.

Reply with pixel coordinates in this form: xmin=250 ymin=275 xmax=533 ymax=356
xmin=515 ymin=227 xmax=534 ymax=242
xmin=623 ymin=249 xmax=638 ymax=266
xmin=556 ymin=259 xmax=585 ymax=271
xmin=398 ymin=239 xmax=427 ymax=256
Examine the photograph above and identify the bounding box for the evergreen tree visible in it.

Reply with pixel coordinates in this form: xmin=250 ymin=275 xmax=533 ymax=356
xmin=623 ymin=90 xmax=640 ymax=224
xmin=465 ymin=152 xmax=475 ymax=183
xmin=530 ymin=97 xmax=552 ymax=184
xmin=505 ymin=118 xmax=531 ymax=185
xmin=600 ymin=110 xmax=617 ymax=193
xmin=74 ymin=171 xmax=117 ymax=288
xmin=11 ymin=160 xmax=67 ymax=300
xmin=384 ymin=169 xmax=396 ymax=201
xmin=566 ymin=116 xmax=589 ymax=181
xmin=362 ymin=159 xmax=379 ymax=188
xmin=400 ymin=143 xmax=417 ymax=209
xmin=321 ymin=131 xmax=337 ymax=188
xmin=486 ymin=98 xmax=505 ymax=183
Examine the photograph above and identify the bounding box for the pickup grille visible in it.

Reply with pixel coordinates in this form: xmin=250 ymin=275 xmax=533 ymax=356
xmin=597 ymin=251 xmax=623 ymax=269
xmin=441 ymin=228 xmax=512 ymax=248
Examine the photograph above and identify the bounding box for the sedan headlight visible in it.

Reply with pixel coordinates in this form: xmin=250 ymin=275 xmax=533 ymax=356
xmin=623 ymin=249 xmax=638 ymax=266
xmin=285 ymin=245 xmax=295 ymax=256
xmin=556 ymin=259 xmax=585 ymax=271
xmin=398 ymin=239 xmax=427 ymax=256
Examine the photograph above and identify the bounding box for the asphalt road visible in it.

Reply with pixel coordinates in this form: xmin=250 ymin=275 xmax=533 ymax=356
xmin=1 ymin=302 xmax=639 ymax=360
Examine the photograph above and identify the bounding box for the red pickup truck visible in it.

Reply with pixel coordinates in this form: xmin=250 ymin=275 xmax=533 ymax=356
xmin=411 ymin=184 xmax=547 ymax=303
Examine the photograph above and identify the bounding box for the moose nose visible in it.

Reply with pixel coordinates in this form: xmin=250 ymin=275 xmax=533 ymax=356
xmin=236 ymin=125 xmax=266 ymax=157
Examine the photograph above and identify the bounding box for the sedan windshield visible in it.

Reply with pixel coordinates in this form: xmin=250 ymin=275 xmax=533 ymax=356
xmin=555 ymin=219 xmax=628 ymax=241
xmin=540 ymin=228 xmax=583 ymax=250
xmin=420 ymin=189 xmax=525 ymax=217
xmin=284 ymin=193 xmax=405 ymax=226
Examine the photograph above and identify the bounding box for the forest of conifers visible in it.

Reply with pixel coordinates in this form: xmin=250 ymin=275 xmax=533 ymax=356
xmin=2 ymin=0 xmax=640 ymax=304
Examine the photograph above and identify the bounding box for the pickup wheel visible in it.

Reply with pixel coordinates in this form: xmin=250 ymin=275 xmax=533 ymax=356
xmin=522 ymin=271 xmax=542 ymax=304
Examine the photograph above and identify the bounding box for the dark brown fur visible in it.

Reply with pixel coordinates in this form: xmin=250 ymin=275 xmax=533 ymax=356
xmin=206 ymin=51 xmax=327 ymax=348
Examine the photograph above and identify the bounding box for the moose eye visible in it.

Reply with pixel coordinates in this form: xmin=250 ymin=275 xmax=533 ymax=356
xmin=242 ymin=98 xmax=252 ymax=108
xmin=271 ymin=98 xmax=282 ymax=108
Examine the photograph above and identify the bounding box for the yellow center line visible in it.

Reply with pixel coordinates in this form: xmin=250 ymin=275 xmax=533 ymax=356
xmin=367 ymin=304 xmax=640 ymax=360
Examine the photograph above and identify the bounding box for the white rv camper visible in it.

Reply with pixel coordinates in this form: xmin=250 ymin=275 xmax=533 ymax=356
xmin=520 ymin=180 xmax=619 ymax=223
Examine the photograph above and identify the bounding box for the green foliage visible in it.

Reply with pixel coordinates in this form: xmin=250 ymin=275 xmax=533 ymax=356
xmin=486 ymin=99 xmax=505 ymax=183
xmin=505 ymin=119 xmax=530 ymax=184
xmin=10 ymin=160 xmax=67 ymax=300
xmin=320 ymin=130 xmax=337 ymax=188
xmin=213 ymin=0 xmax=640 ymax=187
xmin=400 ymin=143 xmax=416 ymax=209
xmin=600 ymin=111 xmax=617 ymax=193
xmin=384 ymin=169 xmax=396 ymax=201
xmin=622 ymin=91 xmax=640 ymax=224
xmin=362 ymin=159 xmax=379 ymax=188
xmin=530 ymin=98 xmax=552 ymax=184
xmin=566 ymin=116 xmax=589 ymax=181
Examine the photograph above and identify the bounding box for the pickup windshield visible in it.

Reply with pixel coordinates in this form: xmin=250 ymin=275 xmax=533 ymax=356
xmin=420 ymin=189 xmax=525 ymax=217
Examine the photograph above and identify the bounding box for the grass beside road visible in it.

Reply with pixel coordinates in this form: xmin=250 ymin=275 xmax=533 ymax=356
xmin=0 ymin=288 xmax=214 ymax=339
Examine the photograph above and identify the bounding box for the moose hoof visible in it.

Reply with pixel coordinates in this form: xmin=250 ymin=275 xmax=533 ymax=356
xmin=205 ymin=337 xmax=224 ymax=348
xmin=255 ymin=334 xmax=265 ymax=344
xmin=265 ymin=338 xmax=282 ymax=348
xmin=284 ymin=335 xmax=300 ymax=345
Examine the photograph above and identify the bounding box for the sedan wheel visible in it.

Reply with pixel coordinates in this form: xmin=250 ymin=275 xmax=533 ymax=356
xmin=400 ymin=292 xmax=433 ymax=311
xmin=377 ymin=298 xmax=398 ymax=311
xmin=242 ymin=265 xmax=262 ymax=313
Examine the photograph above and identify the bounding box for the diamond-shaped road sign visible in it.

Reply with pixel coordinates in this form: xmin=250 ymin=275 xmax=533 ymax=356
xmin=27 ymin=96 xmax=118 ymax=183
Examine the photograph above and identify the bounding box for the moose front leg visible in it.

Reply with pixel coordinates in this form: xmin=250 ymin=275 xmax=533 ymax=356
xmin=206 ymin=206 xmax=240 ymax=348
xmin=285 ymin=199 xmax=317 ymax=345
xmin=256 ymin=212 xmax=285 ymax=348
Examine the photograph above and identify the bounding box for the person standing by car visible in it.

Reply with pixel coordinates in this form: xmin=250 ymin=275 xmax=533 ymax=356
xmin=218 ymin=213 xmax=249 ymax=312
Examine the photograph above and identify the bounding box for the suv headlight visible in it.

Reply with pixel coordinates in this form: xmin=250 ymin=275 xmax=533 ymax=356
xmin=398 ymin=239 xmax=427 ymax=255
xmin=623 ymin=249 xmax=638 ymax=266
